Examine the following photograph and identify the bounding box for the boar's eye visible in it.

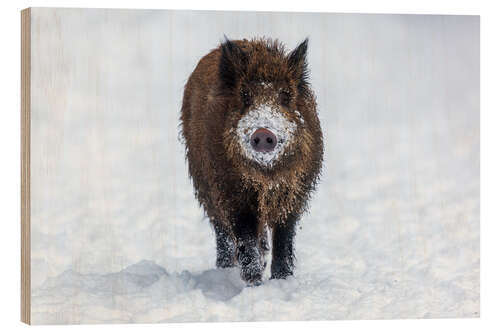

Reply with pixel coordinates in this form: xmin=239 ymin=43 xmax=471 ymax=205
xmin=279 ymin=90 xmax=291 ymax=107
xmin=241 ymin=89 xmax=252 ymax=107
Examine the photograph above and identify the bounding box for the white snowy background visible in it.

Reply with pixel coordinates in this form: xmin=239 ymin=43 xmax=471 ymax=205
xmin=29 ymin=9 xmax=479 ymax=324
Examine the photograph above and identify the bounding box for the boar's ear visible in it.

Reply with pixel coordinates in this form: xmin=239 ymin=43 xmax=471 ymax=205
xmin=219 ymin=36 xmax=248 ymax=91
xmin=287 ymin=38 xmax=310 ymax=94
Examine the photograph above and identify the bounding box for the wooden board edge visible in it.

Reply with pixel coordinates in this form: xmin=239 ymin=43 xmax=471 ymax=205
xmin=21 ymin=7 xmax=31 ymax=325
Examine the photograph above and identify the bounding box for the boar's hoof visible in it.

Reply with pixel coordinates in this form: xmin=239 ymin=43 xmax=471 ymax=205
xmin=238 ymin=244 xmax=264 ymax=286
xmin=270 ymin=264 xmax=293 ymax=280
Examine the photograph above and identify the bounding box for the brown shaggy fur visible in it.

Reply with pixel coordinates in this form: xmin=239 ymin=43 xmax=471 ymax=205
xmin=180 ymin=37 xmax=323 ymax=285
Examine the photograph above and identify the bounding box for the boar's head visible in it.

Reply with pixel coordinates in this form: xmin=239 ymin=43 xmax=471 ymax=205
xmin=217 ymin=37 xmax=321 ymax=183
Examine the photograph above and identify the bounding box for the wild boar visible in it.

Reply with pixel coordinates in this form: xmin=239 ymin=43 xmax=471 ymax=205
xmin=180 ymin=37 xmax=323 ymax=285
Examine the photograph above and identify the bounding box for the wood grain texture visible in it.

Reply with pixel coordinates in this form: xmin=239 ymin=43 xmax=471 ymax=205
xmin=21 ymin=7 xmax=31 ymax=325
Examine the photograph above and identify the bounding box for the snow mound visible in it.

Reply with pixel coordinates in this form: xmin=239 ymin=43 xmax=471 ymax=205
xmin=31 ymin=258 xmax=478 ymax=324
xmin=36 ymin=260 xmax=167 ymax=295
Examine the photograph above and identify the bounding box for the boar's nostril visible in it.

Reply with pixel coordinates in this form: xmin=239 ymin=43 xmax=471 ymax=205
xmin=250 ymin=128 xmax=277 ymax=152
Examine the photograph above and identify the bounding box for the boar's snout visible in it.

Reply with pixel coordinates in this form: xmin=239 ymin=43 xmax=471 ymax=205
xmin=250 ymin=128 xmax=277 ymax=152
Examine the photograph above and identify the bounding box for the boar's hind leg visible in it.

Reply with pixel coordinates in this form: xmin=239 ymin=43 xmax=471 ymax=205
xmin=233 ymin=211 xmax=264 ymax=286
xmin=271 ymin=216 xmax=297 ymax=279
xmin=213 ymin=220 xmax=236 ymax=268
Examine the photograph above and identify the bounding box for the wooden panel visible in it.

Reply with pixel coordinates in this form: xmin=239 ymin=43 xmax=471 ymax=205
xmin=21 ymin=7 xmax=31 ymax=325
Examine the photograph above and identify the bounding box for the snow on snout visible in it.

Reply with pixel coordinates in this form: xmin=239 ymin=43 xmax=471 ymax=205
xmin=236 ymin=104 xmax=297 ymax=167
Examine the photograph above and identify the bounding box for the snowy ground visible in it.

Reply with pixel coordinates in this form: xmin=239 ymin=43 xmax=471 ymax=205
xmin=30 ymin=10 xmax=479 ymax=324
xmin=31 ymin=119 xmax=480 ymax=323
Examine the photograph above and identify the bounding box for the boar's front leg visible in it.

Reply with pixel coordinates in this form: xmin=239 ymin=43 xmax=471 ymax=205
xmin=213 ymin=220 xmax=236 ymax=268
xmin=233 ymin=211 xmax=264 ymax=286
xmin=271 ymin=215 xmax=297 ymax=279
